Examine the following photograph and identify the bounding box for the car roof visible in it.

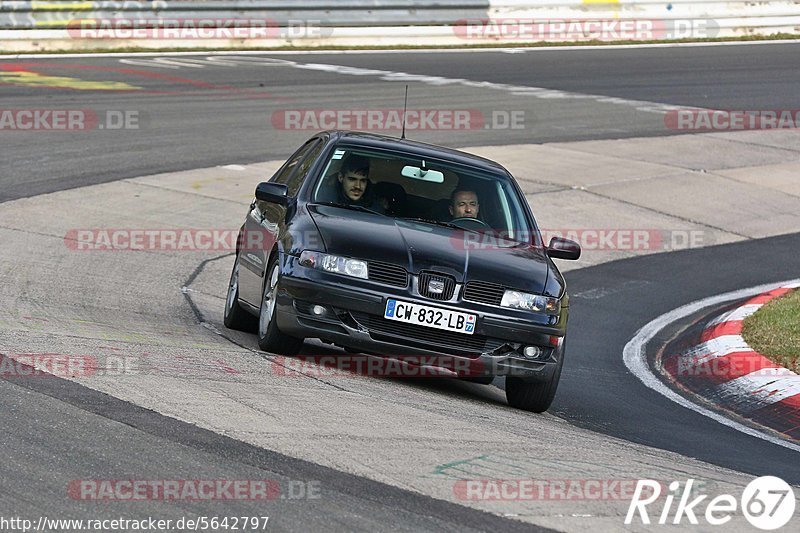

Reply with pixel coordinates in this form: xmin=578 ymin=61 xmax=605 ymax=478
xmin=325 ymin=130 xmax=510 ymax=176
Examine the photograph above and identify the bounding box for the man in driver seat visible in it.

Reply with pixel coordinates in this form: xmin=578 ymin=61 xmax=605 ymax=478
xmin=450 ymin=189 xmax=480 ymax=220
xmin=337 ymin=155 xmax=371 ymax=204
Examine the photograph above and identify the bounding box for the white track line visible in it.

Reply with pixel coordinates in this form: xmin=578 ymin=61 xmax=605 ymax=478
xmin=1 ymin=39 xmax=800 ymax=60
xmin=706 ymin=303 xmax=763 ymax=327
xmin=623 ymin=278 xmax=800 ymax=453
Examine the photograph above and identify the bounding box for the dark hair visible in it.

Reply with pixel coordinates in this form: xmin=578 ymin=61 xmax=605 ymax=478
xmin=450 ymin=189 xmax=478 ymax=206
xmin=340 ymin=155 xmax=370 ymax=177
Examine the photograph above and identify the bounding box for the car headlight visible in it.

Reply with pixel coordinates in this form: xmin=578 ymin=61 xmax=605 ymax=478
xmin=299 ymin=251 xmax=368 ymax=279
xmin=501 ymin=290 xmax=560 ymax=315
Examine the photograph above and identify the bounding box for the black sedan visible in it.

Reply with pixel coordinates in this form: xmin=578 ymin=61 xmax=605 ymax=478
xmin=224 ymin=131 xmax=580 ymax=412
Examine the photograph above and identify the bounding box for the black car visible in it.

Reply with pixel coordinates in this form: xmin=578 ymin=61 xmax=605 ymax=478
xmin=224 ymin=131 xmax=580 ymax=412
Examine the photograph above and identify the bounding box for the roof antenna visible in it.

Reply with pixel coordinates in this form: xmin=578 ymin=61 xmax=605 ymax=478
xmin=401 ymin=85 xmax=409 ymax=140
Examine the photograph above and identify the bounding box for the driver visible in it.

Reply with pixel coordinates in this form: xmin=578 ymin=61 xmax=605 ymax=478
xmin=449 ymin=189 xmax=480 ymax=220
xmin=338 ymin=155 xmax=371 ymax=204
xmin=336 ymin=155 xmax=384 ymax=213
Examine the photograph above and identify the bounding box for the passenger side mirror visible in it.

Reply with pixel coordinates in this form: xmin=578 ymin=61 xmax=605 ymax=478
xmin=255 ymin=182 xmax=289 ymax=206
xmin=547 ymin=237 xmax=581 ymax=260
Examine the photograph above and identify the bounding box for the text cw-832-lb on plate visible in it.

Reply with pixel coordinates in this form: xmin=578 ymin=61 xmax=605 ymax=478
xmin=384 ymin=299 xmax=476 ymax=335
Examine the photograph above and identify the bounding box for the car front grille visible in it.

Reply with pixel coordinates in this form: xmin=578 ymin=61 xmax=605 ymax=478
xmin=350 ymin=312 xmax=503 ymax=357
xmin=463 ymin=280 xmax=505 ymax=306
xmin=368 ymin=262 xmax=409 ymax=288
xmin=418 ymin=271 xmax=456 ymax=301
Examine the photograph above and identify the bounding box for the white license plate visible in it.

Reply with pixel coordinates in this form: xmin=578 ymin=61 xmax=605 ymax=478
xmin=384 ymin=299 xmax=476 ymax=335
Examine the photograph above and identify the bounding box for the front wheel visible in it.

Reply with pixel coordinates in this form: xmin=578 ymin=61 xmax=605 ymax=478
xmin=257 ymin=258 xmax=304 ymax=355
xmin=505 ymin=345 xmax=565 ymax=413
xmin=223 ymin=255 xmax=256 ymax=332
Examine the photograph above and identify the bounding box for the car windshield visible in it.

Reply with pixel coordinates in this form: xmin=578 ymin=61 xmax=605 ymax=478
xmin=311 ymin=144 xmax=538 ymax=245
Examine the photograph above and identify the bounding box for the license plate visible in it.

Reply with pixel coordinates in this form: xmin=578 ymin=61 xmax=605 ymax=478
xmin=384 ymin=299 xmax=476 ymax=335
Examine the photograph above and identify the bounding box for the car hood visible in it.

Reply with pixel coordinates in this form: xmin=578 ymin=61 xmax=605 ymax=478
xmin=308 ymin=205 xmax=551 ymax=294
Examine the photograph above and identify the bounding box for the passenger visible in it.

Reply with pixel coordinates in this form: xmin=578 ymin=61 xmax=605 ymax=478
xmin=449 ymin=189 xmax=480 ymax=219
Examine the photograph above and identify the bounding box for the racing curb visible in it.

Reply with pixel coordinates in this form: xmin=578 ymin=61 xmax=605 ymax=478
xmin=661 ymin=283 xmax=800 ymax=440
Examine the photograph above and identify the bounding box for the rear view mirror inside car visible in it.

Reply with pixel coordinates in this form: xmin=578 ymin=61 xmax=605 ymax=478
xmin=401 ymin=165 xmax=445 ymax=183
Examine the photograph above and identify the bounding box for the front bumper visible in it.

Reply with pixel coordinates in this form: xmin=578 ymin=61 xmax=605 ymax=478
xmin=275 ymin=262 xmax=568 ymax=381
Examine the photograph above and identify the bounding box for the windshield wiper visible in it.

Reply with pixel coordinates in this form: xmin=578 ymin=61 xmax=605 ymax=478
xmin=312 ymin=201 xmax=385 ymax=217
xmin=397 ymin=217 xmax=478 ymax=233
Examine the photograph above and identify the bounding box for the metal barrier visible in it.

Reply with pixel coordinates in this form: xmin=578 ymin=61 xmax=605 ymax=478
xmin=486 ymin=1 xmax=800 ymax=37
xmin=0 ymin=0 xmax=797 ymax=51
xmin=0 ymin=1 xmax=491 ymax=29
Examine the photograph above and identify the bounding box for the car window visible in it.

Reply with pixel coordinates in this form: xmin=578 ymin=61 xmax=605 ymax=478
xmin=286 ymin=139 xmax=324 ymax=197
xmin=271 ymin=139 xmax=320 ymax=189
xmin=311 ymin=144 xmax=536 ymax=244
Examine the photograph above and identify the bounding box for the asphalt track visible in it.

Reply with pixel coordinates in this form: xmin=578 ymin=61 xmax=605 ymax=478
xmin=558 ymin=233 xmax=800 ymax=483
xmin=3 ymin=42 xmax=800 ymax=202
xmin=1 ymin=44 xmax=799 ymax=530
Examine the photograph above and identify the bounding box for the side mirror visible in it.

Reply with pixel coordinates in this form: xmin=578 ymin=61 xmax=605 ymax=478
xmin=547 ymin=237 xmax=581 ymax=260
xmin=255 ymin=182 xmax=289 ymax=206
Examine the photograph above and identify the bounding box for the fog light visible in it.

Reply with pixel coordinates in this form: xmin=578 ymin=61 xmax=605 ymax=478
xmin=523 ymin=346 xmax=543 ymax=359
xmin=311 ymin=305 xmax=326 ymax=316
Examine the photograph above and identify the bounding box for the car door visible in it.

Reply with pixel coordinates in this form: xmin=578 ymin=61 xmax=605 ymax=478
xmin=238 ymin=138 xmax=324 ymax=306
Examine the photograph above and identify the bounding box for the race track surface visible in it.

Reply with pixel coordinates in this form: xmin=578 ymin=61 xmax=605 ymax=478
xmin=1 ymin=44 xmax=799 ymax=531
xmin=3 ymin=43 xmax=800 ymax=202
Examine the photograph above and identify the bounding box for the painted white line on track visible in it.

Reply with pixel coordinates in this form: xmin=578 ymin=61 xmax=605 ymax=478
xmin=716 ymin=370 xmax=800 ymax=412
xmin=29 ymin=52 xmax=709 ymax=116
xmin=285 ymin=61 xmax=695 ymax=115
xmin=686 ymin=335 xmax=754 ymax=360
xmin=706 ymin=303 xmax=763 ymax=327
xmin=0 ymin=47 xmax=784 ymax=116
xmin=1 ymin=39 xmax=800 ymax=60
xmin=623 ymin=278 xmax=800 ymax=453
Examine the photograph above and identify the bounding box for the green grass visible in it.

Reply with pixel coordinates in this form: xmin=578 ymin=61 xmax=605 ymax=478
xmin=742 ymin=290 xmax=800 ymax=373
xmin=1 ymin=32 xmax=799 ymax=55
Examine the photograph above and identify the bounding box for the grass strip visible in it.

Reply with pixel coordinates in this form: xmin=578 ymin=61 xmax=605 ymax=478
xmin=742 ymin=289 xmax=800 ymax=373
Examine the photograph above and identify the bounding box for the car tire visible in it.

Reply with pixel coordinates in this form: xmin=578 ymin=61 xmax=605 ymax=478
xmin=505 ymin=343 xmax=565 ymax=413
xmin=257 ymin=257 xmax=304 ymax=355
xmin=223 ymin=254 xmax=257 ymax=332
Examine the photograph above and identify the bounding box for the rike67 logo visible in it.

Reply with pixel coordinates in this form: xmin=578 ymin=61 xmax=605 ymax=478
xmin=626 ymin=477 xmax=796 ymax=530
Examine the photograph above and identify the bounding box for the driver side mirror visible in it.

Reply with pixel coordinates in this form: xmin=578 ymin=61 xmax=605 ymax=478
xmin=255 ymin=182 xmax=289 ymax=206
xmin=547 ymin=237 xmax=581 ymax=260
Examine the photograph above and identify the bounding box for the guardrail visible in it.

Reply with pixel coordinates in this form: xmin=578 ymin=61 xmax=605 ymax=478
xmin=0 ymin=0 xmax=797 ymax=52
xmin=0 ymin=1 xmax=491 ymax=28
xmin=489 ymin=1 xmax=800 ymax=20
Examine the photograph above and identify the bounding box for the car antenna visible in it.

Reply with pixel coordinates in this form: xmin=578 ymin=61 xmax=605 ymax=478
xmin=401 ymin=85 xmax=409 ymax=140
